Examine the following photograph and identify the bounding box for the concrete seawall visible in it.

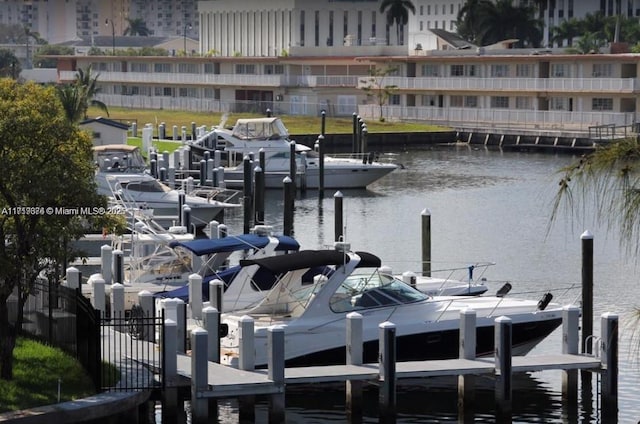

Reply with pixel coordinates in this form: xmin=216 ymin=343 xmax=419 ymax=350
xmin=291 ymin=130 xmax=604 ymax=153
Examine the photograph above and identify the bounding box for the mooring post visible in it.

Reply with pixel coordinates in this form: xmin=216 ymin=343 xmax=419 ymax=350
xmin=209 ymin=279 xmax=224 ymax=313
xmin=112 ymin=249 xmax=124 ymax=285
xmin=207 ymin=158 xmax=214 ymax=185
xmin=176 ymin=299 xmax=186 ymax=353
xmin=91 ymin=276 xmax=106 ymax=318
xmin=318 ymin=134 xmax=325 ymax=194
xmin=243 ymin=156 xmax=253 ymax=234
xmin=189 ymin=274 xmax=203 ymax=320
xmin=177 ymin=191 xmax=185 ymax=225
xmin=268 ymin=325 xmax=286 ymax=423
xmin=254 ymin=165 xmax=265 ymax=225
xmin=581 ymin=231 xmax=594 ymax=354
xmin=346 ymin=312 xmax=363 ymax=420
xmin=334 ymin=191 xmax=343 ymax=242
xmin=495 ymin=316 xmax=513 ymax=418
xmin=191 ymin=327 xmax=208 ymax=424
xmin=162 ymin=319 xmax=178 ymax=424
xmin=600 ymin=312 xmax=619 ymax=421
xmin=421 ymin=209 xmax=432 ymax=277
xmin=208 ymin=220 xmax=219 ymax=239
xmin=138 ymin=290 xmax=154 ymax=342
xmin=458 ymin=308 xmax=476 ymax=417
xmin=66 ymin=267 xmax=81 ymax=290
xmin=379 ymin=321 xmax=396 ymax=420
xmin=203 ymin=306 xmax=220 ymax=363
xmin=238 ymin=315 xmax=256 ymax=421
xmin=562 ymin=305 xmax=580 ymax=402
xmin=111 ymin=283 xmax=125 ymax=330
xmin=283 ymin=176 xmax=294 ymax=236
xmin=100 ymin=245 xmax=112 ymax=284
xmin=352 ymin=113 xmax=358 ymax=153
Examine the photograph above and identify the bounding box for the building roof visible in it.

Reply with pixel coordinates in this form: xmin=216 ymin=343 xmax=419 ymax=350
xmin=80 ymin=117 xmax=130 ymax=131
xmin=58 ymin=35 xmax=178 ymax=49
xmin=428 ymin=29 xmax=477 ymax=50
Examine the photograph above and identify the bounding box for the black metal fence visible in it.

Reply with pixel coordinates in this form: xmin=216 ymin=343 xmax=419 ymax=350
xmin=16 ymin=278 xmax=163 ymax=392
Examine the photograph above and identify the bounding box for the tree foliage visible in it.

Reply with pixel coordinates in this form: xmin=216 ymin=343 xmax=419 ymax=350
xmin=57 ymin=66 xmax=109 ymax=123
xmin=0 ymin=79 xmax=107 ymax=380
xmin=33 ymin=45 xmax=75 ymax=68
xmin=380 ymin=0 xmax=416 ymax=45
xmin=360 ymin=66 xmax=398 ymax=122
xmin=123 ymin=18 xmax=151 ymax=36
xmin=0 ymin=50 xmax=20 ymax=79
xmin=456 ymin=0 xmax=543 ymax=47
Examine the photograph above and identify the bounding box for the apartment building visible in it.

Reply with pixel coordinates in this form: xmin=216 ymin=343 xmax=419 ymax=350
xmin=55 ymin=44 xmax=640 ymax=133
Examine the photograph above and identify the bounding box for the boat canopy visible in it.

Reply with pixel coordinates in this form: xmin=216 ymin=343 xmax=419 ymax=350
xmin=169 ymin=234 xmax=300 ymax=256
xmin=240 ymin=250 xmax=381 ymax=275
xmin=230 ymin=117 xmax=290 ymax=141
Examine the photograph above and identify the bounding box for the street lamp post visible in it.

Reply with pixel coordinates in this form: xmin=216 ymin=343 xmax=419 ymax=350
xmin=183 ymin=23 xmax=192 ymax=55
xmin=105 ymin=18 xmax=115 ymax=55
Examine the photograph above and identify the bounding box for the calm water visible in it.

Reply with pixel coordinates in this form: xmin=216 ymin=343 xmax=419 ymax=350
xmin=193 ymin=145 xmax=640 ymax=423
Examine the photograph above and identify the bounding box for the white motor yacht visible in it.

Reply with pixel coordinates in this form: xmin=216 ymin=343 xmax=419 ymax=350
xmin=219 ymin=245 xmax=567 ymax=368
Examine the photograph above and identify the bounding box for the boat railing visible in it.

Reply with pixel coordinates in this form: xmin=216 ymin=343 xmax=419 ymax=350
xmin=329 ymin=151 xmax=397 ymax=165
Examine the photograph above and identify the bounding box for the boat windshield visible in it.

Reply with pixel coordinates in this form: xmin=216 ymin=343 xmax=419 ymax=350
xmin=122 ymin=179 xmax=172 ymax=193
xmin=329 ymin=270 xmax=428 ymax=313
xmin=231 ymin=118 xmax=290 ymax=140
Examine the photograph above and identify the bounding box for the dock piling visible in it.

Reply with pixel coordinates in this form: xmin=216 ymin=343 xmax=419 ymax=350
xmin=191 ymin=327 xmax=208 ymax=424
xmin=601 ymin=312 xmax=619 ymax=420
xmin=91 ymin=276 xmax=105 ymax=318
xmin=268 ymin=325 xmax=286 ymax=423
xmin=100 ymin=245 xmax=112 ymax=285
xmin=379 ymin=321 xmax=397 ymax=420
xmin=188 ymin=274 xmax=203 ymax=320
xmin=495 ymin=316 xmax=513 ymax=417
xmin=421 ymin=209 xmax=431 ymax=277
xmin=562 ymin=305 xmax=580 ymax=401
xmin=346 ymin=312 xmax=363 ymax=420
xmin=458 ymin=308 xmax=476 ymax=416
xmin=334 ymin=191 xmax=343 ymax=242
xmin=239 ymin=315 xmax=255 ymax=370
xmin=203 ymin=307 xmax=220 ymax=363
xmin=162 ymin=319 xmax=179 ymax=424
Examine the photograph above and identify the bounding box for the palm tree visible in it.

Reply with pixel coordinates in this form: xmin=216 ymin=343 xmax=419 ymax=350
xmin=123 ymin=18 xmax=150 ymax=36
xmin=551 ymin=18 xmax=582 ymax=47
xmin=456 ymin=0 xmax=493 ymax=45
xmin=379 ymin=0 xmax=416 ymax=46
xmin=57 ymin=66 xmax=109 ymax=123
xmin=475 ymin=0 xmax=543 ymax=47
xmin=0 ymin=49 xmax=20 ymax=78
xmin=75 ymin=66 xmax=109 ymax=119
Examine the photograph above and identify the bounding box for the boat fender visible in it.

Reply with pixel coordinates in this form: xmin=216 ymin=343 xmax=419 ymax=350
xmin=537 ymin=292 xmax=553 ymax=310
xmin=496 ymin=282 xmax=512 ymax=297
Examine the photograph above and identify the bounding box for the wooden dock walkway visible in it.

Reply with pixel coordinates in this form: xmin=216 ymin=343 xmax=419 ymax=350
xmin=172 ymin=353 xmax=601 ymax=398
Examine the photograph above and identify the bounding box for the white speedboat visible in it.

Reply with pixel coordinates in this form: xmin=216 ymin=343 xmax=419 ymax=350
xmin=93 ymin=144 xmax=239 ymax=228
xmin=190 ymin=117 xmax=398 ymax=189
xmin=219 ymin=246 xmax=566 ymax=368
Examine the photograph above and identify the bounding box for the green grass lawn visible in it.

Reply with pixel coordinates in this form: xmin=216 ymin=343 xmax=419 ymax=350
xmin=90 ymin=106 xmax=447 ymax=137
xmin=0 ymin=338 xmax=96 ymax=413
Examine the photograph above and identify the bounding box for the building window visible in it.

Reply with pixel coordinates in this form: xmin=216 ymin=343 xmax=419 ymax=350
xmin=343 ymin=11 xmax=348 ymax=40
xmin=235 ymin=64 xmax=256 ymax=74
xmin=315 ymin=10 xmax=320 ymax=46
xmin=179 ymin=87 xmax=197 ymax=97
xmin=450 ymin=64 xmax=475 ymax=77
xmin=204 ymin=88 xmax=220 ymax=99
xmin=516 ymin=64 xmax=531 ymax=77
xmin=490 ymin=64 xmax=508 ymax=77
xmin=515 ymin=96 xmax=532 ymax=109
xmin=178 ymin=63 xmax=197 ymax=73
xmin=337 ymin=95 xmax=356 ymax=114
xmin=490 ymin=96 xmax=509 ymax=108
xmin=204 ymin=63 xmax=220 ymax=74
xmin=421 ymin=95 xmax=437 ymax=106
xmin=450 ymin=95 xmax=463 ymax=107
xmin=592 ymin=63 xmax=612 ymax=77
xmin=421 ymin=64 xmax=438 ymax=76
xmin=464 ymin=96 xmax=478 ymax=108
xmin=328 ymin=11 xmax=334 ymax=45
xmin=130 ymin=62 xmax=148 ymax=72
xmin=264 ymin=64 xmax=285 ymax=74
xmin=550 ymin=97 xmax=568 ymax=110
xmin=592 ymin=98 xmax=613 ymax=111
xmin=551 ymin=63 xmax=567 ymax=77
xmin=154 ymin=63 xmax=172 ymax=73
xmin=389 ymin=94 xmax=400 ymax=105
